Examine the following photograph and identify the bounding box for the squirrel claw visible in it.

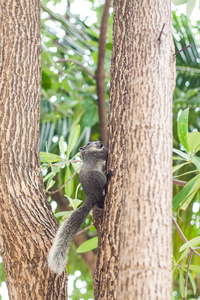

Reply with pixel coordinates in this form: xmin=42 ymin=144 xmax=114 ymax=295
xmin=107 ymin=170 xmax=113 ymax=182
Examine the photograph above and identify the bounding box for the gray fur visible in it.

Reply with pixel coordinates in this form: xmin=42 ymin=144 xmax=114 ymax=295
xmin=48 ymin=141 xmax=108 ymax=275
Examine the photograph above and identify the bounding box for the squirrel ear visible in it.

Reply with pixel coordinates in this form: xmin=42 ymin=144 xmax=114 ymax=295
xmin=79 ymin=147 xmax=84 ymax=152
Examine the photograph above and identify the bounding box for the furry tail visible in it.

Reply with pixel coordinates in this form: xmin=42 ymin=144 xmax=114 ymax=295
xmin=48 ymin=198 xmax=93 ymax=275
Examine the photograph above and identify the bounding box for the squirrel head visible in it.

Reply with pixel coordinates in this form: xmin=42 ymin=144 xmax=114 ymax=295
xmin=79 ymin=141 xmax=108 ymax=162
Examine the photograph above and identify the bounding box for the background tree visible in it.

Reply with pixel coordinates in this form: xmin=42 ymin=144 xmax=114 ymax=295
xmin=0 ymin=1 xmax=68 ymax=299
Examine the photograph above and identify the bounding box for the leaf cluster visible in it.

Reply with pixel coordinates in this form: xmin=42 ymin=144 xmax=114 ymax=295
xmin=173 ymin=109 xmax=200 ymax=299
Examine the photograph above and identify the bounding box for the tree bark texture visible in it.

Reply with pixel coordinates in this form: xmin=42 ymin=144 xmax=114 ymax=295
xmin=0 ymin=1 xmax=68 ymax=299
xmin=94 ymin=1 xmax=176 ymax=299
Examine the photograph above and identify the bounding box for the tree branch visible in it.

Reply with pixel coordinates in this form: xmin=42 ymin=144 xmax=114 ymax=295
xmin=172 ymin=217 xmax=200 ymax=258
xmin=173 ymin=217 xmax=200 ymax=298
xmin=57 ymin=59 xmax=96 ymax=79
xmin=173 ymin=178 xmax=200 ymax=189
xmin=95 ymin=0 xmax=112 ymax=143
xmin=183 ymin=252 xmax=193 ymax=300
xmin=175 ymin=251 xmax=189 ymax=268
xmin=75 ymin=224 xmax=94 ymax=236
xmin=173 ymin=179 xmax=187 ymax=187
xmin=47 ymin=165 xmax=82 ymax=195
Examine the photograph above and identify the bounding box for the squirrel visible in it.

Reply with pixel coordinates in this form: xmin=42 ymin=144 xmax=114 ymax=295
xmin=48 ymin=141 xmax=111 ymax=276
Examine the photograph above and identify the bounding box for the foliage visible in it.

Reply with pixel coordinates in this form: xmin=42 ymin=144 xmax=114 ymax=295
xmin=173 ymin=109 xmax=200 ymax=212
xmin=40 ymin=125 xmax=81 ymax=194
xmin=173 ymin=12 xmax=200 ymax=93
xmin=76 ymin=237 xmax=98 ymax=253
xmin=172 ymin=11 xmax=200 ymax=155
xmin=173 ymin=109 xmax=200 ymax=299
xmin=40 ymin=0 xmax=112 ymax=154
xmin=172 ymin=0 xmax=200 ymax=18
xmin=172 ymin=15 xmax=200 ymax=296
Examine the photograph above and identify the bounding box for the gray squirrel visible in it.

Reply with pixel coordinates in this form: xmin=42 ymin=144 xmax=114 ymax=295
xmin=48 ymin=141 xmax=111 ymax=275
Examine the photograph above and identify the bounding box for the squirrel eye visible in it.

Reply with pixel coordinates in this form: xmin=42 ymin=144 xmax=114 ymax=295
xmin=87 ymin=142 xmax=91 ymax=146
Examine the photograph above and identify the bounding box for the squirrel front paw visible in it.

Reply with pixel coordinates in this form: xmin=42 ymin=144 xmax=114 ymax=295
xmin=106 ymin=170 xmax=113 ymax=182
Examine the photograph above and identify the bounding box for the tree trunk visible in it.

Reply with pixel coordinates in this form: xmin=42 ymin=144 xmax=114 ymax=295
xmin=94 ymin=1 xmax=176 ymax=299
xmin=0 ymin=1 xmax=67 ymax=299
xmin=95 ymin=0 xmax=112 ymax=144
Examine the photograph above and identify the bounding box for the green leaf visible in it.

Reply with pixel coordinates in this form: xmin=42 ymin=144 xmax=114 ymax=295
xmin=173 ymin=156 xmax=188 ymax=161
xmin=173 ymin=148 xmax=189 ymax=160
xmin=51 ymin=166 xmax=59 ymax=173
xmin=106 ymin=42 xmax=112 ymax=50
xmin=89 ymin=226 xmax=96 ymax=231
xmin=75 ymin=183 xmax=82 ymax=199
xmin=59 ymin=136 xmax=65 ymax=156
xmin=186 ymin=0 xmax=196 ymax=17
xmin=72 ymin=162 xmax=82 ymax=172
xmin=64 ymin=166 xmax=74 ymax=197
xmin=54 ymin=211 xmax=72 ymax=218
xmin=176 ymin=248 xmax=189 ymax=265
xmin=40 ymin=152 xmax=62 ymax=163
xmin=177 ymin=108 xmax=189 ymax=152
xmin=43 ymin=171 xmax=55 ymax=182
xmin=42 ymin=71 xmax=52 ymax=90
xmin=180 ymin=236 xmax=200 ymax=252
xmin=173 ymin=174 xmax=200 ymax=212
xmin=82 ymin=98 xmax=99 ymax=127
xmin=188 ymin=272 xmax=197 ymax=295
xmin=181 ymin=189 xmax=198 ymax=211
xmin=66 ymin=125 xmax=80 ymax=158
xmin=191 ymin=156 xmax=200 ymax=171
xmin=76 ymin=237 xmax=98 ymax=253
xmin=189 ymin=265 xmax=200 ymax=274
xmin=173 ymin=162 xmax=190 ymax=173
xmin=46 ymin=180 xmax=55 ymax=191
xmin=172 ymin=0 xmax=187 ymax=4
xmin=179 ymin=270 xmax=185 ymax=297
xmin=67 ymin=196 xmax=82 ymax=210
xmin=54 ymin=211 xmax=73 ymax=218
xmin=173 ymin=169 xmax=198 ymax=179
xmin=187 ymin=132 xmax=200 ymax=154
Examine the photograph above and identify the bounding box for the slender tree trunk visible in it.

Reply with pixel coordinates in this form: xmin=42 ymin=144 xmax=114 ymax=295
xmin=117 ymin=0 xmax=175 ymax=298
xmin=95 ymin=0 xmax=112 ymax=144
xmin=0 ymin=1 xmax=67 ymax=298
xmin=94 ymin=0 xmax=176 ymax=299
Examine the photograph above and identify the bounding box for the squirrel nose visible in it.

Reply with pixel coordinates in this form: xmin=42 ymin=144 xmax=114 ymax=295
xmin=100 ymin=143 xmax=106 ymax=148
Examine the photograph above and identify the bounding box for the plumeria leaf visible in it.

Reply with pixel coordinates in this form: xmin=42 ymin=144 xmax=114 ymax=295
xmin=180 ymin=236 xmax=200 ymax=252
xmin=76 ymin=237 xmax=98 ymax=253
xmin=177 ymin=108 xmax=189 ymax=152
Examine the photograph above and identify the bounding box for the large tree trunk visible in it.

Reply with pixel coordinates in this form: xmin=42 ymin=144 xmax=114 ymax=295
xmin=0 ymin=1 xmax=67 ymax=299
xmin=94 ymin=0 xmax=176 ymax=299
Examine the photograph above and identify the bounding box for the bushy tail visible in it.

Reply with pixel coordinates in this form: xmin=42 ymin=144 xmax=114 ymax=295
xmin=48 ymin=198 xmax=93 ymax=275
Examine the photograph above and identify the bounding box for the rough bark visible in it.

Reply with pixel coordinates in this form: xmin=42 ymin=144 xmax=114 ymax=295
xmin=0 ymin=1 xmax=68 ymax=299
xmin=94 ymin=0 xmax=176 ymax=299
xmin=117 ymin=0 xmax=175 ymax=298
